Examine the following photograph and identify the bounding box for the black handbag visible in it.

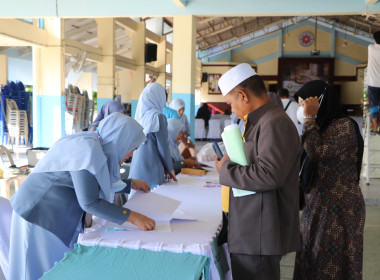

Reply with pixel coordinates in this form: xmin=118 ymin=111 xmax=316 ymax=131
xmin=299 ymin=150 xmax=316 ymax=210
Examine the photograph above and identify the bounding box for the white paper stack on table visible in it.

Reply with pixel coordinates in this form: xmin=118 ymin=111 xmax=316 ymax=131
xmin=222 ymin=124 xmax=256 ymax=197
xmin=103 ymin=191 xmax=195 ymax=232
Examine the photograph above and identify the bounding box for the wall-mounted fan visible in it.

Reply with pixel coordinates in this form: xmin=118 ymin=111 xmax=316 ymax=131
xmin=71 ymin=50 xmax=87 ymax=73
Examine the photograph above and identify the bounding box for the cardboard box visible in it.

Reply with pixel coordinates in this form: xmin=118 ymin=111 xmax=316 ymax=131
xmin=181 ymin=167 xmax=207 ymax=176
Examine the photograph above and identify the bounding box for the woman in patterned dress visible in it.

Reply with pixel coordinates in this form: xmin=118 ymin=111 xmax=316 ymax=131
xmin=293 ymin=80 xmax=365 ymax=280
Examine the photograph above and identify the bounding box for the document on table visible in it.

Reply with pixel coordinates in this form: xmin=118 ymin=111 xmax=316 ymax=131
xmin=125 ymin=191 xmax=182 ymax=221
xmin=101 ymin=192 xmax=195 ymax=232
xmin=105 ymin=221 xmax=172 ymax=232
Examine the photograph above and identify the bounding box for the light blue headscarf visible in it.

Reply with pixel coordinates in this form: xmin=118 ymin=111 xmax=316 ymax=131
xmin=169 ymin=98 xmax=185 ymax=112
xmin=88 ymin=101 xmax=125 ymax=131
xmin=167 ymin=118 xmax=185 ymax=162
xmin=135 ymin=83 xmax=166 ymax=135
xmin=169 ymin=98 xmax=191 ymax=137
xmin=33 ymin=113 xmax=146 ymax=202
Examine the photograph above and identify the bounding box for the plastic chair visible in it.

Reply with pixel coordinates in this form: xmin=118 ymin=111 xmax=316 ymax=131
xmin=0 ymin=146 xmax=15 ymax=168
xmin=207 ymin=119 xmax=222 ymax=140
xmin=195 ymin=119 xmax=207 ymax=140
xmin=223 ymin=119 xmax=231 ymax=130
xmin=6 ymin=99 xmax=29 ymax=148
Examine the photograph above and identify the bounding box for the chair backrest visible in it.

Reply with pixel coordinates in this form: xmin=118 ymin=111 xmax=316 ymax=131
xmin=0 ymin=145 xmax=15 ymax=167
xmin=6 ymin=99 xmax=18 ymax=111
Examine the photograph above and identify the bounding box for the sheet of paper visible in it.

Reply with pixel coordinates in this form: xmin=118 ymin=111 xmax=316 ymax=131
xmin=172 ymin=209 xmax=196 ymax=221
xmin=105 ymin=221 xmax=172 ymax=232
xmin=124 ymin=191 xmax=181 ymax=221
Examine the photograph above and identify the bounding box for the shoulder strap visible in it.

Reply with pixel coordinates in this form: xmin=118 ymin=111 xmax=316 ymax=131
xmin=284 ymin=100 xmax=292 ymax=111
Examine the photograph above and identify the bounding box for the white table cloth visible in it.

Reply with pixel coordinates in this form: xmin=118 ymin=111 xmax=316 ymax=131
xmin=78 ymin=165 xmax=230 ymax=279
xmin=207 ymin=119 xmax=223 ymax=140
xmin=195 ymin=119 xmax=207 ymax=139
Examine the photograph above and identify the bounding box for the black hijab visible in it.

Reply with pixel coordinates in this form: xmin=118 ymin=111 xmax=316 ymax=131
xmin=196 ymin=103 xmax=211 ymax=127
xmin=296 ymin=80 xmax=364 ymax=194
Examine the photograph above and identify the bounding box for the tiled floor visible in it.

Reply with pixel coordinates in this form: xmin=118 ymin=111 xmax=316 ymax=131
xmin=1 ymin=144 xmax=380 ymax=280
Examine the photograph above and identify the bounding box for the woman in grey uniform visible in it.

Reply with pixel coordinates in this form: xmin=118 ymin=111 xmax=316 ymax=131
xmin=129 ymin=83 xmax=177 ymax=186
xmin=8 ymin=113 xmax=155 ymax=280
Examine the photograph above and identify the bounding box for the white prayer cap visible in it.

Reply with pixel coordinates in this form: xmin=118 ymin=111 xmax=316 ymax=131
xmin=218 ymin=63 xmax=257 ymax=96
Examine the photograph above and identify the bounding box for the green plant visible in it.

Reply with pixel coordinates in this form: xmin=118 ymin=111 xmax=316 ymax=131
xmin=92 ymin=91 xmax=97 ymax=112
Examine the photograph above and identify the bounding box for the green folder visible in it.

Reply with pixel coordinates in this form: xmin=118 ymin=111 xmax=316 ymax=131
xmin=222 ymin=124 xmax=255 ymax=197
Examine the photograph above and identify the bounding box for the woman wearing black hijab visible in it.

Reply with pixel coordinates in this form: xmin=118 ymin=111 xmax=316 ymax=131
xmin=195 ymin=103 xmax=211 ymax=129
xmin=293 ymin=80 xmax=365 ymax=280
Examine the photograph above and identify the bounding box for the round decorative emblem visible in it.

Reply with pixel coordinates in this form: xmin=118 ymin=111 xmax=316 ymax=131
xmin=298 ymin=31 xmax=314 ymax=47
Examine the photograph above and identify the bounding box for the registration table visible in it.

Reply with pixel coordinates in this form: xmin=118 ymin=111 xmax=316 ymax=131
xmin=42 ymin=165 xmax=231 ymax=280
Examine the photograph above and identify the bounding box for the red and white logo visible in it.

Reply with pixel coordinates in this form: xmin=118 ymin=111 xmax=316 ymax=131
xmin=298 ymin=31 xmax=314 ymax=47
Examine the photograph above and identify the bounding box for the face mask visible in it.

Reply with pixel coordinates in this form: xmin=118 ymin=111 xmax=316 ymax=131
xmin=297 ymin=106 xmax=304 ymax=124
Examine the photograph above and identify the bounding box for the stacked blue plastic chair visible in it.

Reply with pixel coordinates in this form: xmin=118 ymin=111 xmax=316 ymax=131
xmin=1 ymin=81 xmax=31 ymax=146
xmin=0 ymin=85 xmax=10 ymax=145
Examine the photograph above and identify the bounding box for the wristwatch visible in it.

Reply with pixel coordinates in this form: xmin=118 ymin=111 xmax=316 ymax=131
xmin=303 ymin=115 xmax=316 ymax=120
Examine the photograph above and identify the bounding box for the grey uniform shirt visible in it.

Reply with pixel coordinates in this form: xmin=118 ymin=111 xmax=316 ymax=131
xmin=11 ymin=170 xmax=132 ymax=247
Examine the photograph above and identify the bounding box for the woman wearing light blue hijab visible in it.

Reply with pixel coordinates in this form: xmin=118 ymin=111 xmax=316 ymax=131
xmin=129 ymin=83 xmax=177 ymax=186
xmin=8 ymin=113 xmax=155 ymax=280
xmin=88 ymin=100 xmax=125 ymax=131
xmin=169 ymin=98 xmax=191 ymax=137
xmin=169 ymin=98 xmax=196 ymax=159
xmin=167 ymin=118 xmax=198 ymax=174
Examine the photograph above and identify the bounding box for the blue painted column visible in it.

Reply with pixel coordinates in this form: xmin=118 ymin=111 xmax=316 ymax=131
xmin=172 ymin=15 xmax=197 ymax=141
xmin=33 ymin=95 xmax=66 ymax=147
xmin=97 ymin=98 xmax=113 ymax=113
xmin=131 ymin=100 xmax=139 ymax=118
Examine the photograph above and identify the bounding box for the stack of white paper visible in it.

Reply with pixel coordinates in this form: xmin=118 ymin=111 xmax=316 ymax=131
xmin=105 ymin=191 xmax=193 ymax=232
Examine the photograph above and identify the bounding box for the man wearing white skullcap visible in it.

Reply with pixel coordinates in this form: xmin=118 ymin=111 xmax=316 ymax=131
xmin=215 ymin=63 xmax=300 ymax=280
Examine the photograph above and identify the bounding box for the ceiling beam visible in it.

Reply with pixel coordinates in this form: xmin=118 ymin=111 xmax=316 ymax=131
xmin=198 ymin=18 xmax=250 ymax=41
xmin=80 ymin=32 xmax=97 ymax=44
xmin=115 ymin=54 xmax=136 ymax=70
xmin=115 ymin=18 xmax=138 ymax=32
xmin=146 ymin=29 xmax=160 ymax=43
xmin=0 ymin=46 xmax=12 ymax=52
xmin=197 ymin=17 xmax=219 ymax=25
xmin=116 ymin=45 xmax=131 ymax=55
xmin=18 ymin=46 xmax=32 ymax=57
xmin=66 ymin=21 xmax=97 ymax=38
xmin=200 ymin=18 xmax=284 ymax=51
xmin=0 ymin=19 xmax=47 ymax=47
xmin=64 ymin=38 xmax=102 ymax=62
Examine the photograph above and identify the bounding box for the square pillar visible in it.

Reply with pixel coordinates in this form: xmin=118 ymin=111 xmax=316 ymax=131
xmin=172 ymin=15 xmax=197 ymax=141
xmin=127 ymin=21 xmax=146 ymax=118
xmin=155 ymin=35 xmax=167 ymax=89
xmin=96 ymin=18 xmax=116 ymax=111
xmin=32 ymin=19 xmax=66 ymax=148
xmin=0 ymin=55 xmax=8 ymax=85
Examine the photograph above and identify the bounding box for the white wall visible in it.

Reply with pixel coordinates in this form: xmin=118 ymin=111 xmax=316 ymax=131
xmin=8 ymin=57 xmax=33 ymax=85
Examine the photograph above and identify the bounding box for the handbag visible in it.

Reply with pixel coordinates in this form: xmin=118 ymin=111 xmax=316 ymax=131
xmin=299 ymin=150 xmax=317 ymax=210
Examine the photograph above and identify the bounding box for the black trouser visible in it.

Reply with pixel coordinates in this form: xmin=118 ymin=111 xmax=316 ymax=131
xmin=230 ymin=253 xmax=282 ymax=280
